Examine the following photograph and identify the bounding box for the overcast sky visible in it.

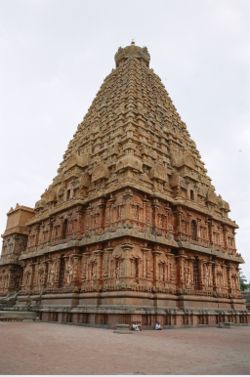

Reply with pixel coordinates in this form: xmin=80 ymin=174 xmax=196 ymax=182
xmin=0 ymin=0 xmax=250 ymax=279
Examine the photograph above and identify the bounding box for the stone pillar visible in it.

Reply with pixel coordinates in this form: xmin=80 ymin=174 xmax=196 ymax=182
xmin=81 ymin=252 xmax=90 ymax=288
xmin=197 ymin=257 xmax=204 ymax=291
xmin=164 ymin=204 xmax=169 ymax=232
xmin=123 ymin=189 xmax=133 ymax=226
xmin=30 ymin=262 xmax=36 ymax=291
xmin=48 ymin=218 xmax=54 ymax=243
xmin=141 ymin=247 xmax=150 ymax=279
xmin=51 ymin=256 xmax=60 ymax=288
xmin=197 ymin=257 xmax=205 ymax=290
xmin=72 ymin=252 xmax=81 ymax=288
xmin=226 ymin=262 xmax=232 ymax=295
xmin=212 ymin=260 xmax=217 ymax=294
xmin=74 ymin=208 xmax=84 ymax=237
xmin=168 ymin=207 xmax=174 ymax=235
xmin=103 ymin=247 xmax=113 ymax=280
xmin=110 ymin=200 xmax=115 ymax=224
xmin=121 ymin=243 xmax=133 ymax=278
xmin=5 ymin=267 xmax=11 ymax=292
xmin=197 ymin=218 xmax=201 ymax=242
xmin=143 ymin=196 xmax=150 ymax=226
xmin=105 ymin=200 xmax=112 ymax=228
xmin=35 ymin=224 xmax=40 ymax=246
xmin=176 ymin=250 xmax=185 ymax=291
xmin=80 ymin=207 xmax=86 ymax=233
xmin=43 ymin=259 xmax=49 ymax=289
xmin=235 ymin=267 xmax=241 ymax=292
xmin=152 ymin=198 xmax=159 ymax=233
xmin=207 ymin=258 xmax=213 ymax=290
xmin=98 ymin=198 xmax=106 ymax=231
xmin=222 ymin=224 xmax=228 ymax=250
xmin=85 ymin=206 xmax=91 ymax=231
xmin=207 ymin=218 xmax=213 ymax=245
xmin=174 ymin=207 xmax=183 ymax=238
xmin=152 ymin=248 xmax=161 ymax=288
xmin=94 ymin=249 xmax=104 ymax=288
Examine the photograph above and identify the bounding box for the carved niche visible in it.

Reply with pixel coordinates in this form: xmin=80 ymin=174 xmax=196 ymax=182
xmin=47 ymin=257 xmax=60 ymax=288
xmin=22 ymin=264 xmax=33 ymax=291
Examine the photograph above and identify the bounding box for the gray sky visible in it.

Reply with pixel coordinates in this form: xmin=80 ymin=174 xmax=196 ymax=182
xmin=1 ymin=0 xmax=250 ymax=279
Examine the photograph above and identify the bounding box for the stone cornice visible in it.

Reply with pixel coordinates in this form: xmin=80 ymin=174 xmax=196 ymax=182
xmin=177 ymin=241 xmax=243 ymax=263
xmin=19 ymin=228 xmax=243 ymax=263
xmin=2 ymin=226 xmax=29 ymax=238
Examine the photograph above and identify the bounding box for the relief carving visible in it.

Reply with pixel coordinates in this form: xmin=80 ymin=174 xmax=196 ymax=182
xmin=47 ymin=258 xmax=59 ymax=288
xmin=22 ymin=264 xmax=33 ymax=290
xmin=202 ymin=263 xmax=213 ymax=288
xmin=0 ymin=270 xmax=11 ymax=291
xmin=33 ymin=263 xmax=46 ymax=292
xmin=184 ymin=259 xmax=193 ymax=288
xmin=65 ymin=256 xmax=74 ymax=286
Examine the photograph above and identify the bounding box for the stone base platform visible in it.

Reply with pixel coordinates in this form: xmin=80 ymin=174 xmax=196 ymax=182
xmin=10 ymin=290 xmax=249 ymax=328
xmin=36 ymin=309 xmax=249 ymax=328
xmin=0 ymin=310 xmax=37 ymax=322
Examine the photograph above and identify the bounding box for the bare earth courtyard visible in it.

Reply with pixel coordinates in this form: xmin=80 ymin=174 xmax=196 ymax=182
xmin=0 ymin=322 xmax=250 ymax=375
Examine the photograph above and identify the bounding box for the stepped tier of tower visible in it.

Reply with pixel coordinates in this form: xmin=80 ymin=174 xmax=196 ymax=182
xmin=0 ymin=43 xmax=248 ymax=327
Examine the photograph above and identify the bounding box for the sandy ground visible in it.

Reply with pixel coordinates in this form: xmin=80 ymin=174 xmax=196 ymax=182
xmin=0 ymin=321 xmax=250 ymax=375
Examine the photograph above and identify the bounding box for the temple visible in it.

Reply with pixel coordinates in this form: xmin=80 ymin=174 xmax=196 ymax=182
xmin=0 ymin=43 xmax=248 ymax=327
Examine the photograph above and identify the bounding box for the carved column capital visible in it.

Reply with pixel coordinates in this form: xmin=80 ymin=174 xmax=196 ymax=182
xmin=141 ymin=247 xmax=151 ymax=253
xmin=121 ymin=243 xmax=133 ymax=252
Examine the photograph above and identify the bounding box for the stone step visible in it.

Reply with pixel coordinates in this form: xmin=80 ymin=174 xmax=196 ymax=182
xmin=113 ymin=324 xmax=133 ymax=334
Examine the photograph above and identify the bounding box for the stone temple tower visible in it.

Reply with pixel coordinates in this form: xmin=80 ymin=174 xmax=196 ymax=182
xmin=0 ymin=43 xmax=248 ymax=326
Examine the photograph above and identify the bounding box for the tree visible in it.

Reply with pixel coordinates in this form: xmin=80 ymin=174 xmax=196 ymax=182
xmin=239 ymin=269 xmax=250 ymax=291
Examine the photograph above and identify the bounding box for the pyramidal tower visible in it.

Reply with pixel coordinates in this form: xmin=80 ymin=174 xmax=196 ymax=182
xmin=0 ymin=43 xmax=248 ymax=327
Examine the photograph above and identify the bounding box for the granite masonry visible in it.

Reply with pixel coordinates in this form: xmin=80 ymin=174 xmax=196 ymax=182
xmin=0 ymin=43 xmax=248 ymax=327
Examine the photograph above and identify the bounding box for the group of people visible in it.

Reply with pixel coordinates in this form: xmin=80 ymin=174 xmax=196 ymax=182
xmin=131 ymin=321 xmax=162 ymax=331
